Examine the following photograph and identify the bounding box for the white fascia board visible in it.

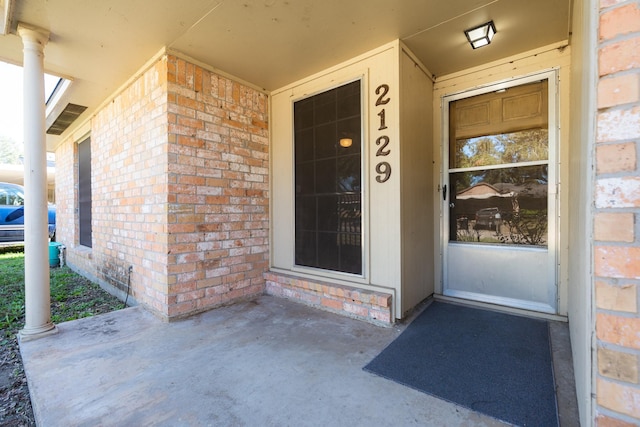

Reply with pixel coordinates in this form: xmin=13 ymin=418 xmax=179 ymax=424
xmin=0 ymin=0 xmax=15 ymax=36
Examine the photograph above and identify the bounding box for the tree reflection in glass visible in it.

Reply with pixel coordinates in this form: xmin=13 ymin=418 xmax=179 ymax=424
xmin=452 ymin=129 xmax=548 ymax=169
xmin=450 ymin=165 xmax=548 ymax=247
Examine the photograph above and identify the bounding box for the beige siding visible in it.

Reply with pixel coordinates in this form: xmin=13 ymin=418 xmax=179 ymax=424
xmin=399 ymin=47 xmax=434 ymax=314
xmin=568 ymin=0 xmax=597 ymax=424
xmin=271 ymin=42 xmax=402 ymax=315
xmin=271 ymin=41 xmax=437 ymax=319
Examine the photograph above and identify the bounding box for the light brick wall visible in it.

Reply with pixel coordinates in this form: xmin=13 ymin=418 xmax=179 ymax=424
xmin=595 ymin=1 xmax=640 ymax=425
xmin=264 ymin=272 xmax=393 ymax=325
xmin=56 ymin=60 xmax=168 ymax=314
xmin=56 ymin=53 xmax=269 ymax=320
xmin=55 ymin=135 xmax=97 ymax=280
xmin=75 ymin=58 xmax=170 ymax=313
xmin=54 ymin=131 xmax=77 ymax=248
xmin=164 ymin=55 xmax=269 ymax=317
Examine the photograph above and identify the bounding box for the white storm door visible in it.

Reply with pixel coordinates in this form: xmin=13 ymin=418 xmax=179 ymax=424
xmin=443 ymin=73 xmax=558 ymax=314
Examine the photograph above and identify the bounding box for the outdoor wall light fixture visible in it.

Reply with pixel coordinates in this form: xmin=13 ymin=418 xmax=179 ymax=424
xmin=464 ymin=20 xmax=496 ymax=49
xmin=339 ymin=137 xmax=353 ymax=148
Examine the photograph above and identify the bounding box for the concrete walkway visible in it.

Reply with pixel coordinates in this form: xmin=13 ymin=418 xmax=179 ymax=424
xmin=20 ymin=296 xmax=552 ymax=426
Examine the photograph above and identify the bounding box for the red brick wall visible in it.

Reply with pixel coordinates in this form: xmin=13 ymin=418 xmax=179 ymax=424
xmin=595 ymin=1 xmax=640 ymax=424
xmin=56 ymin=53 xmax=269 ymax=319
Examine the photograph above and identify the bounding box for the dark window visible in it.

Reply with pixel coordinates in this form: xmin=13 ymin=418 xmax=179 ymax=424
xmin=294 ymin=80 xmax=362 ymax=274
xmin=78 ymin=137 xmax=92 ymax=248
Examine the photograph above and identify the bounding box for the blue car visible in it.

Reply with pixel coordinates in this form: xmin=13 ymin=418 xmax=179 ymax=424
xmin=0 ymin=182 xmax=56 ymax=242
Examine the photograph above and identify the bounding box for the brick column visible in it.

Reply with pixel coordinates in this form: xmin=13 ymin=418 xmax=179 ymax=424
xmin=594 ymin=1 xmax=640 ymax=425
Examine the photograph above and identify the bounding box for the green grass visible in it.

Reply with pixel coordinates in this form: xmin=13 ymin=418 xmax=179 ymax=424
xmin=0 ymin=250 xmax=126 ymax=426
xmin=0 ymin=252 xmax=123 ymax=336
xmin=0 ymin=253 xmax=27 ymax=332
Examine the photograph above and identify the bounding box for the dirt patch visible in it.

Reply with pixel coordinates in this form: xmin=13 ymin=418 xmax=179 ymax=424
xmin=0 ymin=338 xmax=32 ymax=427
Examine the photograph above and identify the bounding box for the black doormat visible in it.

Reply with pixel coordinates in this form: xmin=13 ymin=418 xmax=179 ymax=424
xmin=364 ymin=302 xmax=558 ymax=426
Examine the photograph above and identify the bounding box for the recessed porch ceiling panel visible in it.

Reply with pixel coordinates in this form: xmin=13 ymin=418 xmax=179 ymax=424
xmin=0 ymin=0 xmax=571 ymax=149
xmin=1 ymin=0 xmax=221 ymax=93
xmin=169 ymin=0 xmax=502 ymax=90
xmin=403 ymin=0 xmax=571 ymax=77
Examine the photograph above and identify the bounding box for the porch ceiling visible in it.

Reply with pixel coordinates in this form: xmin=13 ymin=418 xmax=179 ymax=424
xmin=0 ymin=0 xmax=570 ymax=151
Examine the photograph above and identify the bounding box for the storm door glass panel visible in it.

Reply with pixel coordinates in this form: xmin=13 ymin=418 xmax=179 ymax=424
xmin=294 ymin=80 xmax=362 ymax=274
xmin=448 ymin=81 xmax=549 ymax=248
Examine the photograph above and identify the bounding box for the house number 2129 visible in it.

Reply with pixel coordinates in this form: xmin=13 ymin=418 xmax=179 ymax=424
xmin=374 ymin=84 xmax=391 ymax=183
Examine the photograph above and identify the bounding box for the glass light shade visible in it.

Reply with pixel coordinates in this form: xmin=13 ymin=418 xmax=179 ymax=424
xmin=465 ymin=21 xmax=496 ymax=49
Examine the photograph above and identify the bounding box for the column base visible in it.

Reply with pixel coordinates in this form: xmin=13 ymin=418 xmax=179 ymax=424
xmin=18 ymin=324 xmax=58 ymax=342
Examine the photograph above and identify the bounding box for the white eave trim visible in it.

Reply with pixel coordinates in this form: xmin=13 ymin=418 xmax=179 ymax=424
xmin=0 ymin=0 xmax=15 ymax=35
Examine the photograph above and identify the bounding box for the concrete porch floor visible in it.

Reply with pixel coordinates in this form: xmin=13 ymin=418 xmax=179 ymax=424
xmin=20 ymin=295 xmax=578 ymax=426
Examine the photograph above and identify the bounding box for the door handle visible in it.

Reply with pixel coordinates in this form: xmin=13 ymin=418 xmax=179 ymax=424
xmin=442 ymin=184 xmax=447 ymax=201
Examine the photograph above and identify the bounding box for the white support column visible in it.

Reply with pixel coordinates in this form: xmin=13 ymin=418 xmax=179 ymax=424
xmin=17 ymin=23 xmax=56 ymax=340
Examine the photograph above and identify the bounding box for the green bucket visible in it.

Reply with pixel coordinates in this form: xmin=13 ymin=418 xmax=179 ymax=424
xmin=48 ymin=242 xmax=61 ymax=268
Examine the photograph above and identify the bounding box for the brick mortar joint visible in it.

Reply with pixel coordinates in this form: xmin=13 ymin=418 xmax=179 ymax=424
xmin=595 ymin=277 xmax=640 ymax=286
xmin=596 ymin=308 xmax=640 ymax=319
xmin=599 ymin=0 xmax=640 ymax=13
xmin=597 ymin=375 xmax=640 ymax=391
xmin=594 ymin=242 xmax=640 ymax=249
xmin=596 ymin=341 xmax=640 ymax=355
xmin=598 ymin=69 xmax=640 ymax=82
xmin=598 ymin=30 xmax=640 ymax=47
xmin=595 ymin=410 xmax=640 ymax=427
xmin=597 ymin=103 xmax=640 ymax=115
xmin=594 ymin=238 xmax=640 ymax=247
xmin=593 ymin=205 xmax=640 ymax=212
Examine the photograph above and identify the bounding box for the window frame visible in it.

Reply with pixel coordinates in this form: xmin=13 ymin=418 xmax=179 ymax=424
xmin=78 ymin=136 xmax=92 ymax=248
xmin=290 ymin=77 xmax=367 ymax=279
